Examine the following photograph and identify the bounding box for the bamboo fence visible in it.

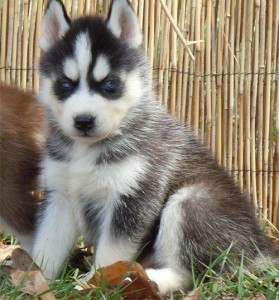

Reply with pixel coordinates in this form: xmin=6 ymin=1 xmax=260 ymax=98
xmin=0 ymin=0 xmax=278 ymax=227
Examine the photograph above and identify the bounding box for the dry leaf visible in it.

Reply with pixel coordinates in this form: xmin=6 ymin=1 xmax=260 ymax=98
xmin=120 ymin=270 xmax=163 ymax=300
xmin=255 ymin=292 xmax=267 ymax=300
xmin=184 ymin=287 xmax=201 ymax=300
xmin=85 ymin=261 xmax=162 ymax=299
xmin=0 ymin=245 xmax=20 ymax=263
xmin=9 ymin=268 xmax=49 ymax=296
xmin=88 ymin=261 xmax=146 ymax=286
xmin=2 ymin=248 xmax=56 ymax=300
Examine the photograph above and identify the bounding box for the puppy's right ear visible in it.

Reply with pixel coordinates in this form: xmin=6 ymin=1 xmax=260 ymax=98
xmin=40 ymin=0 xmax=71 ymax=51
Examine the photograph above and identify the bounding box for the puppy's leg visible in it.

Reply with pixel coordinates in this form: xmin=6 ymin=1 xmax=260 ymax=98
xmin=84 ymin=217 xmax=139 ymax=281
xmin=145 ymin=188 xmax=194 ymax=294
xmin=0 ymin=217 xmax=34 ymax=254
xmin=18 ymin=234 xmax=34 ymax=254
xmin=146 ymin=184 xmax=272 ymax=294
xmin=32 ymin=191 xmax=79 ymax=279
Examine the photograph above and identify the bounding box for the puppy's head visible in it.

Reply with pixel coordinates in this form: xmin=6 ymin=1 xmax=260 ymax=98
xmin=39 ymin=0 xmax=149 ymax=143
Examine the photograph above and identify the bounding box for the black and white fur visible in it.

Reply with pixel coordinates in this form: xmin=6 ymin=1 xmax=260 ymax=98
xmin=33 ymin=0 xmax=278 ymax=294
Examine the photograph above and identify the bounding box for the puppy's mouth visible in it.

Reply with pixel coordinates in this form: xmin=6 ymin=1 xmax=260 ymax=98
xmin=68 ymin=128 xmax=96 ymax=139
xmin=71 ymin=129 xmax=106 ymax=143
xmin=80 ymin=131 xmax=92 ymax=137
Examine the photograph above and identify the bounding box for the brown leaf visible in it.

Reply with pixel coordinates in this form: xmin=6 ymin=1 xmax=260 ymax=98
xmin=10 ymin=248 xmax=41 ymax=271
xmin=0 ymin=245 xmax=20 ymax=263
xmin=255 ymin=292 xmax=267 ymax=300
xmin=2 ymin=248 xmax=56 ymax=300
xmin=10 ymin=269 xmax=48 ymax=295
xmin=120 ymin=271 xmax=163 ymax=300
xmin=85 ymin=261 xmax=162 ymax=300
xmin=87 ymin=261 xmax=147 ymax=286
xmin=184 ymin=287 xmax=201 ymax=300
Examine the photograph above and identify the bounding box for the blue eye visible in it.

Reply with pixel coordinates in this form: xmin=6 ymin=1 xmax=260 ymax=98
xmin=102 ymin=79 xmax=117 ymax=93
xmin=57 ymin=79 xmax=73 ymax=91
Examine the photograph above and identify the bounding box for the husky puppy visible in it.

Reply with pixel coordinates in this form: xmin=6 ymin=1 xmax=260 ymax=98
xmin=33 ymin=0 xmax=278 ymax=294
xmin=0 ymin=83 xmax=45 ymax=253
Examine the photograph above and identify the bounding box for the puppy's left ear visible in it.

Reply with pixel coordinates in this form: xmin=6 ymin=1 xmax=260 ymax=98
xmin=107 ymin=0 xmax=142 ymax=48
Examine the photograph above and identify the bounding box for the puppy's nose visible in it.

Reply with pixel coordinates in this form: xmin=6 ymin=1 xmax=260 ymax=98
xmin=74 ymin=115 xmax=95 ymax=132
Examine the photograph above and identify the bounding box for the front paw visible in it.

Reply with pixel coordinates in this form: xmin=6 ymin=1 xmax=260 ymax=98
xmin=80 ymin=267 xmax=96 ymax=284
xmin=32 ymin=252 xmax=59 ymax=280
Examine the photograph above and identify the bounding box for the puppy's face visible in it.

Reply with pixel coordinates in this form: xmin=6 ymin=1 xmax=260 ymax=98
xmin=39 ymin=0 xmax=147 ymax=143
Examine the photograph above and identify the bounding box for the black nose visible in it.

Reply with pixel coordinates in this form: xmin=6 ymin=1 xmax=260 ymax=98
xmin=74 ymin=115 xmax=95 ymax=132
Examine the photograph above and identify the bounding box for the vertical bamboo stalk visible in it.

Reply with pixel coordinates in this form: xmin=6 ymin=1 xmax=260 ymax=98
xmin=263 ymin=0 xmax=273 ymax=219
xmin=143 ymin=1 xmax=149 ymax=52
xmin=72 ymin=0 xmax=78 ymax=17
xmin=28 ymin=0 xmax=38 ymax=89
xmin=257 ymin=0 xmax=266 ymax=215
xmin=273 ymin=62 xmax=279 ymax=226
xmin=0 ymin=1 xmax=2 ymax=47
xmin=85 ymin=0 xmax=91 ymax=15
xmin=244 ymin=0 xmax=253 ymax=198
xmin=0 ymin=0 xmax=8 ymax=81
xmin=155 ymin=1 xmax=162 ymax=49
xmin=238 ymin=0 xmax=247 ymax=190
xmin=211 ymin=0 xmax=217 ymax=156
xmin=170 ymin=0 xmax=178 ymax=116
xmin=233 ymin=0 xmax=241 ymax=182
xmin=181 ymin=0 xmax=191 ymax=124
xmin=16 ymin=0 xmax=24 ymax=87
xmin=162 ymin=0 xmax=171 ymax=110
xmin=21 ymin=0 xmax=29 ymax=89
xmin=138 ymin=0 xmax=144 ymax=30
xmin=148 ymin=0 xmax=155 ymax=69
xmin=222 ymin=0 xmax=231 ymax=168
xmin=157 ymin=1 xmax=167 ymax=104
xmin=272 ymin=0 xmax=279 ymax=227
xmin=77 ymin=0 xmax=84 ymax=15
xmin=205 ymin=0 xmax=212 ymax=149
xmin=106 ymin=0 xmax=111 ymax=14
xmin=251 ymin=0 xmax=260 ymax=208
xmin=228 ymin=0 xmax=235 ymax=176
xmin=34 ymin=0 xmax=43 ymax=91
xmin=177 ymin=0 xmax=186 ymax=121
xmin=192 ymin=0 xmax=201 ymax=134
xmin=6 ymin=0 xmax=14 ymax=84
xmin=216 ymin=0 xmax=225 ymax=164
xmin=268 ymin=93 xmax=274 ymax=221
xmin=200 ymin=0 xmax=205 ymax=141
xmin=11 ymin=0 xmax=19 ymax=85
xmin=64 ymin=0 xmax=72 ymax=16
xmin=132 ymin=0 xmax=138 ymax=14
xmin=267 ymin=0 xmax=278 ymax=221
xmin=186 ymin=0 xmax=196 ymax=124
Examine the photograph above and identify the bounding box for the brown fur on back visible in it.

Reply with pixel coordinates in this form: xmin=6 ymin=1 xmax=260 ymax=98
xmin=0 ymin=83 xmax=46 ymax=235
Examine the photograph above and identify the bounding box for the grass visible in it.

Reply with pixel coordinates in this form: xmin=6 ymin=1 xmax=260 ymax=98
xmin=0 ymin=231 xmax=279 ymax=300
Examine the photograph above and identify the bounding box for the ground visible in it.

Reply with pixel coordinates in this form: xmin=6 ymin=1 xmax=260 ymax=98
xmin=0 ymin=221 xmax=278 ymax=299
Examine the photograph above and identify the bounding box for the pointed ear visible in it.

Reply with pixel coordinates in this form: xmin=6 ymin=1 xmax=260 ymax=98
xmin=40 ymin=0 xmax=71 ymax=51
xmin=107 ymin=0 xmax=142 ymax=48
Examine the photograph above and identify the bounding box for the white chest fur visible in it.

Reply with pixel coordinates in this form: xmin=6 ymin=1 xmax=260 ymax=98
xmin=41 ymin=142 xmax=148 ymax=211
